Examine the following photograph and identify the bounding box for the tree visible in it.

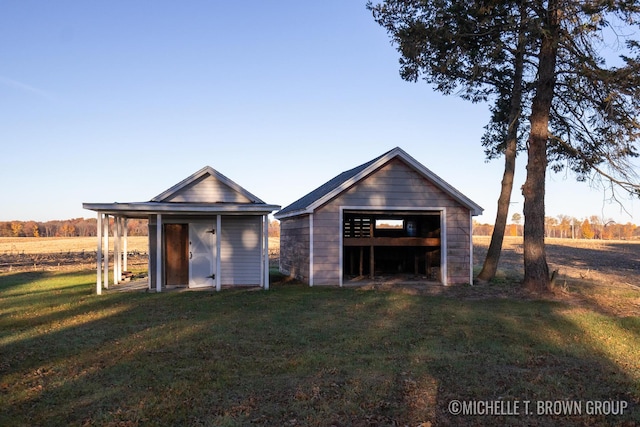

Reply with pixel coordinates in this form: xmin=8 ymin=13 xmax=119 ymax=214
xmin=23 ymin=221 xmax=39 ymax=237
xmin=581 ymin=218 xmax=595 ymax=239
xmin=368 ymin=1 xmax=533 ymax=283
xmin=557 ymin=215 xmax=572 ymax=238
xmin=522 ymin=0 xmax=640 ymax=290
xmin=10 ymin=221 xmax=23 ymax=237
xmin=621 ymin=222 xmax=636 ymax=240
xmin=545 ymin=216 xmax=558 ymax=237
xmin=58 ymin=223 xmax=76 ymax=237
xmin=589 ymin=215 xmax=603 ymax=239
xmin=369 ymin=0 xmax=640 ymax=291
xmin=511 ymin=213 xmax=522 ymax=236
xmin=268 ymin=219 xmax=281 ymax=238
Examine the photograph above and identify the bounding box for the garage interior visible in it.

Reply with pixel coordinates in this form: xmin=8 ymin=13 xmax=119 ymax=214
xmin=342 ymin=211 xmax=442 ymax=282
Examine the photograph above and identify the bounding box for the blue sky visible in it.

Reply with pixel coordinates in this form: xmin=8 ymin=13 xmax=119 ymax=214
xmin=1 ymin=0 xmax=638 ymax=225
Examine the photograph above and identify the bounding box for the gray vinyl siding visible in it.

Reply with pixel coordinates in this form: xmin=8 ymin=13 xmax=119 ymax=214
xmin=279 ymin=215 xmax=310 ymax=281
xmin=220 ymin=216 xmax=262 ymax=285
xmin=312 ymin=158 xmax=473 ymax=285
xmin=164 ymin=175 xmax=252 ymax=203
xmin=445 ymin=208 xmax=473 ymax=284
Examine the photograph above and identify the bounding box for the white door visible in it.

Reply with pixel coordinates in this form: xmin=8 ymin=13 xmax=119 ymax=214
xmin=189 ymin=223 xmax=216 ymax=288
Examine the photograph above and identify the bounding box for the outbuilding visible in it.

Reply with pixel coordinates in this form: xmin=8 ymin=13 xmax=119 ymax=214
xmin=83 ymin=166 xmax=279 ymax=294
xmin=275 ymin=147 xmax=483 ymax=286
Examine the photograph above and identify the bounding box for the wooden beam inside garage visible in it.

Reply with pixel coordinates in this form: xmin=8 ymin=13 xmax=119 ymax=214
xmin=344 ymin=237 xmax=440 ymax=247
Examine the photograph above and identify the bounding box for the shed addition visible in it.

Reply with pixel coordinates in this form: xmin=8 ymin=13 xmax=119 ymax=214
xmin=84 ymin=166 xmax=279 ymax=294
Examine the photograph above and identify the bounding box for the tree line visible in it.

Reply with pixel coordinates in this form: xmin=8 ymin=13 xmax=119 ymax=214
xmin=0 ymin=218 xmax=149 ymax=238
xmin=474 ymin=216 xmax=639 ymax=240
xmin=0 ymin=218 xmax=282 ymax=238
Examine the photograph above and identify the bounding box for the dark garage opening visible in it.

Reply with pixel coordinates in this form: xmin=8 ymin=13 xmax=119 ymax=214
xmin=342 ymin=211 xmax=442 ymax=282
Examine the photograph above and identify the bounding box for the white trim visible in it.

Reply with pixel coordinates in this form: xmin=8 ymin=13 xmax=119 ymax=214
xmin=83 ymin=202 xmax=280 ymax=217
xmin=441 ymin=209 xmax=448 ymax=286
xmin=114 ymin=217 xmax=120 ymax=285
xmin=123 ymin=218 xmax=128 ymax=272
xmin=103 ymin=214 xmax=109 ymax=290
xmin=338 ymin=210 xmax=343 ymax=287
xmin=147 ymin=220 xmax=152 ymax=291
xmin=216 ymin=215 xmax=222 ymax=292
xmin=309 ymin=213 xmax=314 ymax=287
xmin=339 ymin=206 xmax=447 ymax=286
xmin=263 ymin=215 xmax=270 ymax=290
xmin=156 ymin=214 xmax=162 ymax=293
xmin=469 ymin=211 xmax=474 ymax=285
xmin=96 ymin=213 xmax=102 ymax=295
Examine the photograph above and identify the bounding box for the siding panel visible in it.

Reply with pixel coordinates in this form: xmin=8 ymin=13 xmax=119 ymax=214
xmin=220 ymin=216 xmax=261 ymax=285
xmin=165 ymin=175 xmax=251 ymax=203
xmin=279 ymin=216 xmax=310 ymax=281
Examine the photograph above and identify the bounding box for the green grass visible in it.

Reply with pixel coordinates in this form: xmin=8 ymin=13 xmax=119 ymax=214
xmin=0 ymin=271 xmax=638 ymax=426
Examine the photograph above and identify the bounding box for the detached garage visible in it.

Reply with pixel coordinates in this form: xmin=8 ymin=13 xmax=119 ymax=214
xmin=275 ymin=147 xmax=483 ymax=286
xmin=83 ymin=166 xmax=279 ymax=294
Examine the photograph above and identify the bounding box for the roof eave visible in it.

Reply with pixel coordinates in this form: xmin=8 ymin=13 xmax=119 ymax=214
xmin=83 ymin=202 xmax=280 ymax=216
xmin=274 ymin=207 xmax=312 ymax=220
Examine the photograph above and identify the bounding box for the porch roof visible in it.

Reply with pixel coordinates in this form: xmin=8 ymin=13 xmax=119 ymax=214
xmin=82 ymin=201 xmax=280 ymax=218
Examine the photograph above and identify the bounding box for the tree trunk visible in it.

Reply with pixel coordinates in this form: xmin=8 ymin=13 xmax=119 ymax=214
xmin=522 ymin=3 xmax=559 ymax=292
xmin=477 ymin=130 xmax=517 ymax=282
xmin=477 ymin=7 xmax=526 ymax=283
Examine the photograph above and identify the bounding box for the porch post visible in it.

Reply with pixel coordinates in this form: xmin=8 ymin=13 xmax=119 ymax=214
xmin=216 ymin=215 xmax=221 ymax=292
xmin=156 ymin=214 xmax=162 ymax=293
xmin=147 ymin=217 xmax=152 ymax=291
xmin=96 ymin=213 xmax=102 ymax=295
xmin=123 ymin=218 xmax=128 ymax=272
xmin=263 ymin=214 xmax=269 ymax=290
xmin=114 ymin=216 xmax=120 ymax=285
xmin=103 ymin=214 xmax=109 ymax=289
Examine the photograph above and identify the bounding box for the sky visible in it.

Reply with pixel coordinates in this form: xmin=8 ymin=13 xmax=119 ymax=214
xmin=1 ymin=0 xmax=639 ymax=225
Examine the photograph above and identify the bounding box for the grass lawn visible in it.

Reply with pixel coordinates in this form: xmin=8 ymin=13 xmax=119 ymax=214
xmin=0 ymin=270 xmax=638 ymax=426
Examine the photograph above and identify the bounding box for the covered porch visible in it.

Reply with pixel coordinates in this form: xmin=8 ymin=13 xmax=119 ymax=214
xmin=83 ymin=166 xmax=280 ymax=295
xmin=84 ymin=206 xmax=276 ymax=295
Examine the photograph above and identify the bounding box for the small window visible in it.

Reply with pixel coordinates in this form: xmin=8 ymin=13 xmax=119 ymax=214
xmin=375 ymin=219 xmax=404 ymax=229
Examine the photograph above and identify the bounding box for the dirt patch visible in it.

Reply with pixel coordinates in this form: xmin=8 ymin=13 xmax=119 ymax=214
xmin=473 ymin=236 xmax=640 ymax=317
xmin=0 ymin=251 xmax=148 ymax=273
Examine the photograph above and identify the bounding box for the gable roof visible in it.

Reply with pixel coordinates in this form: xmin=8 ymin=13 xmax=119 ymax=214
xmin=83 ymin=166 xmax=279 ymax=218
xmin=152 ymin=166 xmax=265 ymax=203
xmin=275 ymin=147 xmax=483 ymax=219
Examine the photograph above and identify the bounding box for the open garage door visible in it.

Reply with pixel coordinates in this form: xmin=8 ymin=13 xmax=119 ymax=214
xmin=342 ymin=210 xmax=442 ymax=282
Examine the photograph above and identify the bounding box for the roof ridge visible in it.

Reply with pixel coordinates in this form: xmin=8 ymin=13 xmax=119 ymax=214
xmin=275 ymin=147 xmax=483 ymax=219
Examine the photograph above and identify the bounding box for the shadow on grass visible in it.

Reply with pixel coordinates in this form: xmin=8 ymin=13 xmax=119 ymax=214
xmin=0 ymin=271 xmax=638 ymax=426
xmin=0 ymin=271 xmax=53 ymax=293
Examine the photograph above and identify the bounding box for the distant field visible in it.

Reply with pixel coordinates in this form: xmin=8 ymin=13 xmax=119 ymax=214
xmin=0 ymin=236 xmax=149 ymax=255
